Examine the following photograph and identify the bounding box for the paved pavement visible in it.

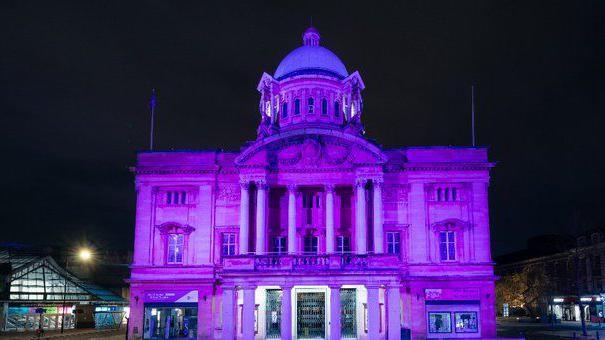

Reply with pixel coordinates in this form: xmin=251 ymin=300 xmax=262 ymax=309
xmin=0 ymin=329 xmax=125 ymax=340
xmin=498 ymin=319 xmax=605 ymax=339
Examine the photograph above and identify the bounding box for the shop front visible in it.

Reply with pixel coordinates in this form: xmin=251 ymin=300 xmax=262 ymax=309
xmin=424 ymin=288 xmax=482 ymax=338
xmin=142 ymin=290 xmax=198 ymax=339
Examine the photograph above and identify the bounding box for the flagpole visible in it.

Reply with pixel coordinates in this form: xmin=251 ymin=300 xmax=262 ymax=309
xmin=471 ymin=84 xmax=476 ymax=147
xmin=149 ymin=88 xmax=157 ymax=150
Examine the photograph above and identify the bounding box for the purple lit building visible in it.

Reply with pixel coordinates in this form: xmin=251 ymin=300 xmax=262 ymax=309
xmin=128 ymin=28 xmax=496 ymax=339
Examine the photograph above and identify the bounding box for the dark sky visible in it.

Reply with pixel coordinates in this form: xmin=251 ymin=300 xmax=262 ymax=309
xmin=0 ymin=1 xmax=603 ymax=256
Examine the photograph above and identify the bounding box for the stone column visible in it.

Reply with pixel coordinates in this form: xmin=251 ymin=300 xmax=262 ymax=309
xmin=387 ymin=284 xmax=401 ymax=340
xmin=367 ymin=285 xmax=380 ymax=339
xmin=256 ymin=181 xmax=267 ymax=254
xmin=281 ymin=285 xmax=293 ymax=340
xmin=239 ymin=181 xmax=250 ymax=254
xmin=373 ymin=179 xmax=384 ymax=253
xmin=355 ymin=178 xmax=367 ymax=254
xmin=329 ymin=285 xmax=341 ymax=340
xmin=325 ymin=185 xmax=335 ymax=253
xmin=242 ymin=285 xmax=256 ymax=339
xmin=287 ymin=184 xmax=298 ymax=254
xmin=221 ymin=285 xmax=236 ymax=340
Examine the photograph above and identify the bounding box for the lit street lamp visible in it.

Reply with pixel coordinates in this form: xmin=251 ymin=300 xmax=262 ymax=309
xmin=61 ymin=248 xmax=93 ymax=333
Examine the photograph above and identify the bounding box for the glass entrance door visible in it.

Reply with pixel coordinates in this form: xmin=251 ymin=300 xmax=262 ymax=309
xmin=265 ymin=289 xmax=282 ymax=339
xmin=340 ymin=288 xmax=357 ymax=338
xmin=296 ymin=292 xmax=326 ymax=339
xmin=143 ymin=306 xmax=197 ymax=339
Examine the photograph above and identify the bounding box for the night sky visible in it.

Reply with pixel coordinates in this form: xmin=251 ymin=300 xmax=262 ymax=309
xmin=0 ymin=1 xmax=603 ymax=256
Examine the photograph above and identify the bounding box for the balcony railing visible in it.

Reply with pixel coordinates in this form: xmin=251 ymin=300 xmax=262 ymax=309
xmin=221 ymin=253 xmax=401 ymax=272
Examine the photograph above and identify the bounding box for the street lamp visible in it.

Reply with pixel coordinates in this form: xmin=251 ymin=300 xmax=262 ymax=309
xmin=61 ymin=248 xmax=93 ymax=333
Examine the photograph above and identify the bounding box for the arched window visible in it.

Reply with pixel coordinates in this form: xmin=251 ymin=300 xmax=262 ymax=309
xmin=444 ymin=188 xmax=450 ymax=202
xmin=334 ymin=101 xmax=340 ymax=117
xmin=294 ymin=99 xmax=300 ymax=115
xmin=282 ymin=103 xmax=288 ymax=118
xmin=452 ymin=188 xmax=457 ymax=201
xmin=307 ymin=98 xmax=314 ymax=113
xmin=321 ymin=99 xmax=328 ymax=115
xmin=436 ymin=188 xmax=442 ymax=202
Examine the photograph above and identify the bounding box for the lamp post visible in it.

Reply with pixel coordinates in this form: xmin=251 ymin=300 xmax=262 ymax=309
xmin=61 ymin=248 xmax=93 ymax=333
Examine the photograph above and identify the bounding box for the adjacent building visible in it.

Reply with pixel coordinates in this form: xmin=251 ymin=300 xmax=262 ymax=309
xmin=0 ymin=248 xmax=126 ymax=332
xmin=496 ymin=230 xmax=605 ymax=322
xmin=128 ymin=27 xmax=497 ymax=339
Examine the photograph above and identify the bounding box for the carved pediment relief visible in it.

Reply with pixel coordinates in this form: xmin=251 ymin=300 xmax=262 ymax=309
xmin=236 ymin=129 xmax=387 ymax=170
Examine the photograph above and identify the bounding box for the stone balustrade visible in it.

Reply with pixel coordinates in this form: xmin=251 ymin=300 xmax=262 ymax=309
xmin=221 ymin=253 xmax=402 ymax=272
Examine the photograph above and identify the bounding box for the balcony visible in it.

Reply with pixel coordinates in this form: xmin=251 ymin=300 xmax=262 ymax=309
xmin=221 ymin=253 xmax=402 ymax=272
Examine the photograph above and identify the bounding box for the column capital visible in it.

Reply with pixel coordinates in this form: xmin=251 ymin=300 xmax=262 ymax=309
xmin=239 ymin=180 xmax=250 ymax=190
xmin=240 ymin=283 xmax=258 ymax=290
xmin=372 ymin=178 xmax=384 ymax=188
xmin=256 ymin=180 xmax=268 ymax=190
xmin=355 ymin=177 xmax=367 ymax=188
xmin=325 ymin=184 xmax=336 ymax=193
xmin=287 ymin=184 xmax=298 ymax=192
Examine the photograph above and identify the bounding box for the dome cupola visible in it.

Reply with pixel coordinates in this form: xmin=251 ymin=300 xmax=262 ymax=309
xmin=256 ymin=27 xmax=365 ymax=138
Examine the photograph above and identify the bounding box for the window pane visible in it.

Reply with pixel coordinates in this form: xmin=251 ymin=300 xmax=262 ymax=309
xmin=282 ymin=103 xmax=288 ymax=118
xmin=439 ymin=243 xmax=448 ymax=261
xmin=439 ymin=232 xmax=447 ymax=243
xmin=334 ymin=102 xmax=340 ymax=117
xmin=448 ymin=243 xmax=456 ymax=260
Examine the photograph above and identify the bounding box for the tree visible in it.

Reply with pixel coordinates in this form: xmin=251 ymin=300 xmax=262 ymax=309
xmin=497 ymin=265 xmax=552 ymax=317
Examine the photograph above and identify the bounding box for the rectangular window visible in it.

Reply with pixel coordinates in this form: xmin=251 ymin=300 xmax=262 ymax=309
xmin=222 ymin=233 xmax=236 ymax=256
xmin=454 ymin=312 xmax=478 ymax=333
xmin=165 ymin=190 xmax=188 ymax=205
xmin=428 ymin=312 xmax=452 ymax=333
xmin=294 ymin=99 xmax=300 ymax=115
xmin=336 ymin=236 xmax=351 ymax=253
xmin=271 ymin=236 xmax=287 ymax=254
xmin=439 ymin=231 xmax=456 ymax=261
xmin=167 ymin=234 xmax=184 ymax=264
xmin=304 ymin=236 xmax=318 ymax=254
xmin=386 ymin=232 xmax=400 ymax=255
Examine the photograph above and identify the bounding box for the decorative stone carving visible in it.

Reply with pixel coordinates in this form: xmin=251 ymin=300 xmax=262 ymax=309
xmin=217 ymin=184 xmax=240 ymax=202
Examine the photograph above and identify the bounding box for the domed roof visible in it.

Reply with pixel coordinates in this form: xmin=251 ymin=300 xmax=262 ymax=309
xmin=273 ymin=28 xmax=349 ymax=80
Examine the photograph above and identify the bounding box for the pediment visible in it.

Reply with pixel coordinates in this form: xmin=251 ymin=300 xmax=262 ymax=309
xmin=235 ymin=130 xmax=386 ymax=170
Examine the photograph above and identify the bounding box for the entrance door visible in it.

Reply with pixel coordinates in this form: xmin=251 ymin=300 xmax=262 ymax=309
xmin=340 ymin=288 xmax=357 ymax=338
xmin=296 ymin=292 xmax=326 ymax=339
xmin=266 ymin=289 xmax=282 ymax=339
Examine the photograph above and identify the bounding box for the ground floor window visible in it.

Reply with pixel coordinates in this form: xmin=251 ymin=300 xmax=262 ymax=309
xmin=428 ymin=312 xmax=452 ymax=333
xmin=143 ymin=305 xmax=197 ymax=339
xmin=454 ymin=311 xmax=478 ymax=333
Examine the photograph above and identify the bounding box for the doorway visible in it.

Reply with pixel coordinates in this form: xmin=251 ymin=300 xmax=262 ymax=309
xmin=296 ymin=292 xmax=326 ymax=339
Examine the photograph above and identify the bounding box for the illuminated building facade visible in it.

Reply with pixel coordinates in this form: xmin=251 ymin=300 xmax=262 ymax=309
xmin=128 ymin=27 xmax=496 ymax=339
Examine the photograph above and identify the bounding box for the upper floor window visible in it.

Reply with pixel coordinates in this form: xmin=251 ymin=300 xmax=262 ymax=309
xmin=435 ymin=186 xmax=459 ymax=202
xmin=321 ymin=99 xmax=328 ymax=115
xmin=167 ymin=234 xmax=184 ymax=264
xmin=221 ymin=233 xmax=236 ymax=256
xmin=271 ymin=236 xmax=287 ymax=254
xmin=166 ymin=191 xmax=187 ymax=205
xmin=302 ymin=192 xmax=320 ymax=225
xmin=294 ymin=99 xmax=301 ymax=115
xmin=386 ymin=232 xmax=401 ymax=255
xmin=282 ymin=103 xmax=288 ymax=119
xmin=336 ymin=236 xmax=351 ymax=253
xmin=304 ymin=236 xmax=318 ymax=254
xmin=307 ymin=98 xmax=314 ymax=114
xmin=439 ymin=231 xmax=456 ymax=261
xmin=334 ymin=101 xmax=340 ymax=117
